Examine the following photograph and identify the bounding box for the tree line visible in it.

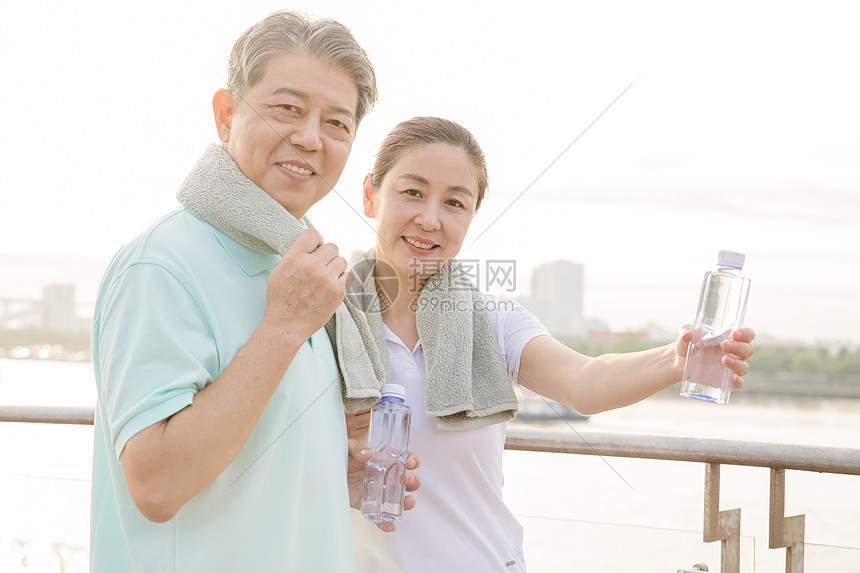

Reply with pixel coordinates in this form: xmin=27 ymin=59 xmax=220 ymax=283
xmin=2 ymin=328 xmax=860 ymax=377
xmin=0 ymin=329 xmax=91 ymax=353
xmin=566 ymin=335 xmax=860 ymax=376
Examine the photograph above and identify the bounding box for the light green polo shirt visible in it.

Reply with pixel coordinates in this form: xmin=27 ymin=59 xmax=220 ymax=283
xmin=90 ymin=208 xmax=354 ymax=572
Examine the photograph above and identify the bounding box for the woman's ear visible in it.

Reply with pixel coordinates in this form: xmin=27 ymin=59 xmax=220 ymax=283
xmin=362 ymin=174 xmax=376 ymax=218
xmin=212 ymin=88 xmax=234 ymax=144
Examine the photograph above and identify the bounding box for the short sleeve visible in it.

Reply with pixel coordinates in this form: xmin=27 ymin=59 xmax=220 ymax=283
xmin=96 ymin=262 xmax=219 ymax=458
xmin=484 ymin=294 xmax=550 ymax=388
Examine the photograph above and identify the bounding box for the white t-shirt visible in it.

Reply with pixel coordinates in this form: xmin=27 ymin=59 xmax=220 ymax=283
xmin=352 ymin=294 xmax=550 ymax=572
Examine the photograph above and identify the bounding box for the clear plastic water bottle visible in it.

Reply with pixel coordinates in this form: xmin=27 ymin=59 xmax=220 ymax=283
xmin=361 ymin=383 xmax=412 ymax=523
xmin=680 ymin=250 xmax=751 ymax=405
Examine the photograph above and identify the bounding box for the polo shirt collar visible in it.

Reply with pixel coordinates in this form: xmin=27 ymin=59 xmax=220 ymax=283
xmin=213 ymin=226 xmax=281 ymax=276
xmin=382 ymin=322 xmax=422 ymax=355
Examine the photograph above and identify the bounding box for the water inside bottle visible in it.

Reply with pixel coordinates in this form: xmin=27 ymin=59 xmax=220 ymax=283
xmin=681 ymin=326 xmax=733 ymax=404
xmin=361 ymin=403 xmax=410 ymax=523
xmin=360 ymin=449 xmax=406 ymax=522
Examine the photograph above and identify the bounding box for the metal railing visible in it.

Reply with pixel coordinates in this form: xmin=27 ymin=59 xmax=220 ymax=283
xmin=0 ymin=405 xmax=95 ymax=425
xmin=504 ymin=428 xmax=860 ymax=573
xmin=4 ymin=405 xmax=860 ymax=572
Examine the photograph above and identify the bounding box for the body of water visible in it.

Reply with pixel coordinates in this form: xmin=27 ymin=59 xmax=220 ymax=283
xmin=1 ymin=358 xmax=859 ymax=572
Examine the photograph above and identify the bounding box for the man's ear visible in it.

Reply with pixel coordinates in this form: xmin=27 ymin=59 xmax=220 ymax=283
xmin=212 ymin=89 xmax=235 ymax=144
xmin=362 ymin=174 xmax=376 ymax=218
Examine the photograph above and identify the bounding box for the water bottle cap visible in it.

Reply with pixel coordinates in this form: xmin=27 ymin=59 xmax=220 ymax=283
xmin=717 ymin=250 xmax=745 ymax=270
xmin=380 ymin=383 xmax=406 ymax=401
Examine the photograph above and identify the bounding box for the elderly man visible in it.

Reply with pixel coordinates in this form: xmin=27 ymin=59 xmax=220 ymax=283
xmin=90 ymin=11 xmax=411 ymax=572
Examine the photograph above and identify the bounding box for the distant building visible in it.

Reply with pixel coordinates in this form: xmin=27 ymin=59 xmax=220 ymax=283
xmin=0 ymin=283 xmax=90 ymax=332
xmin=511 ymin=260 xmax=676 ymax=344
xmin=516 ymin=260 xmax=587 ymax=340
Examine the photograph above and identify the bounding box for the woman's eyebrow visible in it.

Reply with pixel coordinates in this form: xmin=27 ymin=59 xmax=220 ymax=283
xmin=397 ymin=173 xmax=430 ymax=185
xmin=447 ymin=185 xmax=474 ymax=197
xmin=397 ymin=174 xmax=474 ymax=197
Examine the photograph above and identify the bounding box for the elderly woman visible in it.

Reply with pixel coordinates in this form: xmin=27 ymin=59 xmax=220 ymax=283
xmin=347 ymin=116 xmax=755 ymax=572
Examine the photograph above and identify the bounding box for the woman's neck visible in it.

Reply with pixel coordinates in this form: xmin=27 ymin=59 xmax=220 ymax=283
xmin=376 ymin=260 xmax=424 ymax=350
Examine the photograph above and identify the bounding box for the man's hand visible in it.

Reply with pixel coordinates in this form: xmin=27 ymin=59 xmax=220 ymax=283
xmin=347 ymin=439 xmax=420 ymax=533
xmin=262 ymin=228 xmax=350 ymax=342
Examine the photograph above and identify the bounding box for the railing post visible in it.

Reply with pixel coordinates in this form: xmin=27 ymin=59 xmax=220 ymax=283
xmin=703 ymin=463 xmax=741 ymax=573
xmin=769 ymin=468 xmax=805 ymax=572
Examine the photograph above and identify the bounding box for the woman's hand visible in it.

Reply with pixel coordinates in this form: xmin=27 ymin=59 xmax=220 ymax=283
xmin=345 ymin=408 xmax=371 ymax=440
xmin=346 ymin=439 xmax=420 ymax=532
xmin=675 ymin=325 xmax=756 ymax=390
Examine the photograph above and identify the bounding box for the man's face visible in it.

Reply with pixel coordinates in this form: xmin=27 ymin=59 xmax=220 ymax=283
xmin=216 ymin=52 xmax=359 ymax=219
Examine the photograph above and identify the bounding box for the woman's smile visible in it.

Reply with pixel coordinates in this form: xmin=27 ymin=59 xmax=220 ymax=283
xmin=403 ymin=236 xmax=438 ymax=252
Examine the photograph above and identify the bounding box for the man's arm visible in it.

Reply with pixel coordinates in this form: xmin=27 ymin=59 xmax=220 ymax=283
xmin=119 ymin=229 xmax=348 ymax=522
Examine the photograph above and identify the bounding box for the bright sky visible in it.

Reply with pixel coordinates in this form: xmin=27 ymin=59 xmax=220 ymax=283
xmin=2 ymin=0 xmax=859 ymax=344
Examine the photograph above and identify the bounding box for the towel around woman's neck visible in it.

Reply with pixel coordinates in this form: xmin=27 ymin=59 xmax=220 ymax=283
xmin=334 ymin=248 xmax=519 ymax=431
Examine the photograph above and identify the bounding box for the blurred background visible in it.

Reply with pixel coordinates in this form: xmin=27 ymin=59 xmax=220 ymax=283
xmin=1 ymin=1 xmax=858 ymax=571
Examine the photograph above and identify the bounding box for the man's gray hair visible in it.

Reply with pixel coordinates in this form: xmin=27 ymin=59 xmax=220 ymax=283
xmin=227 ymin=10 xmax=377 ymax=126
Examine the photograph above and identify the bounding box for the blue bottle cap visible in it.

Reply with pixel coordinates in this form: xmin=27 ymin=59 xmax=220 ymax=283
xmin=717 ymin=250 xmax=745 ymax=269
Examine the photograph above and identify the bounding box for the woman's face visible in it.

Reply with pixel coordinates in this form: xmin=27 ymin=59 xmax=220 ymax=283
xmin=364 ymin=143 xmax=479 ymax=289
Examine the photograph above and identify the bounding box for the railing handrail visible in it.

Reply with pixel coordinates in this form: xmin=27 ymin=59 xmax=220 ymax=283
xmin=0 ymin=405 xmax=95 ymax=425
xmin=506 ymin=427 xmax=860 ymax=475
xmin=2 ymin=405 xmax=860 ymax=476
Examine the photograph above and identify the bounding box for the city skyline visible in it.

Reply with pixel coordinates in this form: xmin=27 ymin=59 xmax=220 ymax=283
xmin=0 ymin=283 xmax=91 ymax=333
xmin=0 ymin=253 xmax=854 ymax=347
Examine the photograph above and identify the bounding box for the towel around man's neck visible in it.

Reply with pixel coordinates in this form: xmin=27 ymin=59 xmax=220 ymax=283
xmin=336 ymin=248 xmax=519 ymax=431
xmin=176 ymin=143 xmax=309 ymax=253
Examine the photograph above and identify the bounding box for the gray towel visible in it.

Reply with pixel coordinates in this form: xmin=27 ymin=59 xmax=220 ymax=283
xmin=176 ymin=144 xmax=309 ymax=253
xmin=327 ymin=250 xmax=394 ymax=413
xmin=176 ymin=144 xmax=385 ymax=408
xmin=339 ymin=249 xmax=519 ymax=431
